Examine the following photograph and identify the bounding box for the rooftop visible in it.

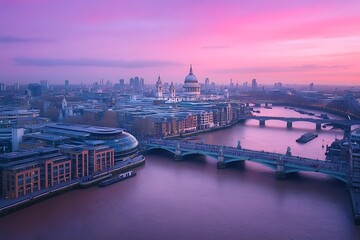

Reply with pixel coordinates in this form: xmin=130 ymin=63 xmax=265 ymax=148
xmin=24 ymin=133 xmax=71 ymax=142
xmin=0 ymin=147 xmax=59 ymax=163
xmin=43 ymin=123 xmax=123 ymax=135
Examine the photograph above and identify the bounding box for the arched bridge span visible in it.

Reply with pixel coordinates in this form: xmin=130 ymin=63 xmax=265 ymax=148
xmin=144 ymin=139 xmax=348 ymax=182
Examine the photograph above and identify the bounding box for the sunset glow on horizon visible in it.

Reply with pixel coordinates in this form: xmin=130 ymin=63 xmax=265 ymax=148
xmin=1 ymin=0 xmax=360 ymax=85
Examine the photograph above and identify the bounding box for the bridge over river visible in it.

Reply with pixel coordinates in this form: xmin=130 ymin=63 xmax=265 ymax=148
xmin=142 ymin=139 xmax=360 ymax=224
xmin=239 ymin=116 xmax=360 ymax=130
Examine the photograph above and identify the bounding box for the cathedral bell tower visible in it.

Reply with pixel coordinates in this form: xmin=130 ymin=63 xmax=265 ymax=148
xmin=170 ymin=82 xmax=176 ymax=98
xmin=156 ymin=75 xmax=163 ymax=98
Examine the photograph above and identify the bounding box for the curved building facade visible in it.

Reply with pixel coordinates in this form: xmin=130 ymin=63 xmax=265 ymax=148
xmin=183 ymin=65 xmax=200 ymax=97
xmin=41 ymin=124 xmax=139 ymax=162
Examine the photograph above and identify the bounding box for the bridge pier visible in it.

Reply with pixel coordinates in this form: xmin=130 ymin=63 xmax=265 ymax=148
xmin=259 ymin=120 xmax=266 ymax=126
xmin=286 ymin=122 xmax=292 ymax=128
xmin=275 ymin=171 xmax=286 ymax=180
xmin=286 ymin=147 xmax=292 ymax=156
xmin=174 ymin=143 xmax=182 ymax=161
xmin=217 ymin=161 xmax=227 ymax=169
xmin=237 ymin=140 xmax=242 ymax=149
xmin=139 ymin=144 xmax=148 ymax=154
xmin=316 ymin=123 xmax=321 ymax=130
xmin=275 ymin=156 xmax=286 ymax=180
xmin=217 ymin=148 xmax=227 ymax=169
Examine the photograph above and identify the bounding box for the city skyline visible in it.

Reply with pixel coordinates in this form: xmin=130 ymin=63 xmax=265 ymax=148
xmin=1 ymin=0 xmax=360 ymax=85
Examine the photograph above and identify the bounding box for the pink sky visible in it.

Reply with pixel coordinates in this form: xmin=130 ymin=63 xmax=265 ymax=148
xmin=1 ymin=0 xmax=360 ymax=85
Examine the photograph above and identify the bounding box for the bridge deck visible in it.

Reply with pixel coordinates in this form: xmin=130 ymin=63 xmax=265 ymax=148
xmin=239 ymin=116 xmax=360 ymax=125
xmin=145 ymin=139 xmax=348 ymax=178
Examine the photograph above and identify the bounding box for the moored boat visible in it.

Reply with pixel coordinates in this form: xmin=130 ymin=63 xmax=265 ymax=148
xmin=99 ymin=171 xmax=136 ymax=187
xmin=296 ymin=132 xmax=318 ymax=143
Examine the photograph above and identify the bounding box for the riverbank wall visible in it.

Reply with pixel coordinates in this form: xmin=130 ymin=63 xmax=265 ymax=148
xmin=349 ymin=189 xmax=360 ymax=225
xmin=165 ymin=121 xmax=241 ymax=140
xmin=273 ymin=103 xmax=359 ymax=120
xmin=0 ymin=157 xmax=145 ymax=217
xmin=0 ymin=182 xmax=79 ymax=217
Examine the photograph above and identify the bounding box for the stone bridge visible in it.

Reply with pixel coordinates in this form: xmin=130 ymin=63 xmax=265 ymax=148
xmin=142 ymin=138 xmax=360 ymax=224
xmin=143 ymin=139 xmax=348 ymax=182
xmin=239 ymin=115 xmax=360 ymax=130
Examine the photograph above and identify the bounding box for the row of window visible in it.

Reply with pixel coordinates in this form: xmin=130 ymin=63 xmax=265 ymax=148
xmin=17 ymin=173 xmax=39 ymax=186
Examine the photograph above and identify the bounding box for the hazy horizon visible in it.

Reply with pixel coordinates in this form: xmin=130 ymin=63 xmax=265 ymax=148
xmin=1 ymin=0 xmax=360 ymax=85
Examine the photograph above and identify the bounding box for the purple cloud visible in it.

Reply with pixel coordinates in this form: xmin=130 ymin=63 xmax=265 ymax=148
xmin=14 ymin=57 xmax=181 ymax=68
xmin=202 ymin=46 xmax=231 ymax=49
xmin=0 ymin=36 xmax=52 ymax=43
xmin=213 ymin=64 xmax=352 ymax=73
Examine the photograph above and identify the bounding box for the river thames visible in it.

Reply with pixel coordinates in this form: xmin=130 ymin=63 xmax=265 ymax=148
xmin=0 ymin=106 xmax=360 ymax=239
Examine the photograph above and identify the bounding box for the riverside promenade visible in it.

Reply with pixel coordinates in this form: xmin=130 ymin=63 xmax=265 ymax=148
xmin=0 ymin=155 xmax=145 ymax=216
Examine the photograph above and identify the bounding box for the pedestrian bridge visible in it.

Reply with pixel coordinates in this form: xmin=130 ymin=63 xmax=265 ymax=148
xmin=142 ymin=139 xmax=349 ymax=182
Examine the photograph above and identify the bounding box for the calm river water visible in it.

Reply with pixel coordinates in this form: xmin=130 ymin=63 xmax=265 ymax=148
xmin=1 ymin=106 xmax=360 ymax=239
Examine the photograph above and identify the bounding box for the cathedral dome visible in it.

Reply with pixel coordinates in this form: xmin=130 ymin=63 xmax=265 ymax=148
xmin=183 ymin=65 xmax=200 ymax=97
xmin=184 ymin=65 xmax=198 ymax=84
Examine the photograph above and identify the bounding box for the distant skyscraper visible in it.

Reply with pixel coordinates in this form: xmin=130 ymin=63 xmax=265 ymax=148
xmin=274 ymin=82 xmax=282 ymax=89
xmin=40 ymin=80 xmax=49 ymax=89
xmin=119 ymin=79 xmax=124 ymax=87
xmin=205 ymin=78 xmax=210 ymax=90
xmin=129 ymin=77 xmax=144 ymax=92
xmin=28 ymin=83 xmax=42 ymax=97
xmin=205 ymin=78 xmax=210 ymax=86
xmin=140 ymin=78 xmax=145 ymax=89
xmin=114 ymin=79 xmax=125 ymax=91
xmin=309 ymin=82 xmax=314 ymax=90
xmin=230 ymin=79 xmax=234 ymax=88
xmin=65 ymin=80 xmax=69 ymax=90
xmin=0 ymin=83 xmax=6 ymax=92
xmin=251 ymin=79 xmax=257 ymax=90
